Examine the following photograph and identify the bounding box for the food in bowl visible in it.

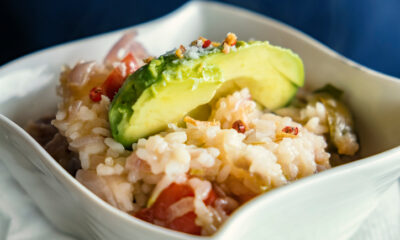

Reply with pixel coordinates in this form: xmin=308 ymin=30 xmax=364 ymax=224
xmin=26 ymin=31 xmax=359 ymax=235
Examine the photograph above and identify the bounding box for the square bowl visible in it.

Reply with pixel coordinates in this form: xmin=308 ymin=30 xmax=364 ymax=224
xmin=0 ymin=1 xmax=399 ymax=239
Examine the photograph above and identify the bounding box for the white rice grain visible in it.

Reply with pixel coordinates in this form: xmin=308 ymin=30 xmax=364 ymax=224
xmin=104 ymin=138 xmax=125 ymax=154
xmin=92 ymin=127 xmax=111 ymax=137
xmin=77 ymin=106 xmax=97 ymax=121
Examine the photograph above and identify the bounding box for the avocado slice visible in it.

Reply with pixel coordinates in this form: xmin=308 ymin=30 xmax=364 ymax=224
xmin=109 ymin=41 xmax=304 ymax=147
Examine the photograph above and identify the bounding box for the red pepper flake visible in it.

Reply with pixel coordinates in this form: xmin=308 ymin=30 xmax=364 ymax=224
xmin=232 ymin=120 xmax=246 ymax=133
xmin=176 ymin=45 xmax=186 ymax=59
xmin=225 ymin=33 xmax=237 ymax=46
xmin=282 ymin=126 xmax=299 ymax=135
xmin=89 ymin=87 xmax=103 ymax=102
xmin=190 ymin=40 xmax=198 ymax=46
xmin=175 ymin=49 xmax=183 ymax=59
xmin=202 ymin=39 xmax=211 ymax=48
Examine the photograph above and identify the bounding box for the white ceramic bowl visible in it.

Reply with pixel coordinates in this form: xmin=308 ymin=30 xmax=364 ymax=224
xmin=0 ymin=1 xmax=399 ymax=239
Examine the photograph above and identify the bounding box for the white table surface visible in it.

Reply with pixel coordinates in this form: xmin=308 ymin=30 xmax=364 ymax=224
xmin=0 ymin=160 xmax=399 ymax=240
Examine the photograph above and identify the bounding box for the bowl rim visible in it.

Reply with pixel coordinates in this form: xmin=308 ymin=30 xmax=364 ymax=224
xmin=0 ymin=0 xmax=399 ymax=239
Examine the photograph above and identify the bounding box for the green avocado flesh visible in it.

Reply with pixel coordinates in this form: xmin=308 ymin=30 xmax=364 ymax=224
xmin=109 ymin=41 xmax=304 ymax=147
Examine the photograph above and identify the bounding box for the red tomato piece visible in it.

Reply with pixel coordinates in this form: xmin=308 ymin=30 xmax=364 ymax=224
xmin=168 ymin=211 xmax=202 ymax=235
xmin=134 ymin=208 xmax=154 ymax=223
xmin=135 ymin=183 xmax=194 ymax=223
xmin=204 ymin=188 xmax=217 ymax=206
xmin=102 ymin=53 xmax=138 ymax=100
xmin=152 ymin=183 xmax=194 ymax=221
xmin=134 ymin=182 xmax=218 ymax=235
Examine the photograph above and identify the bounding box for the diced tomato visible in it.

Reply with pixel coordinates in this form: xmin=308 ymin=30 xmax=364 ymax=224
xmin=168 ymin=211 xmax=202 ymax=235
xmin=204 ymin=187 xmax=217 ymax=206
xmin=134 ymin=182 xmax=218 ymax=235
xmin=134 ymin=208 xmax=154 ymax=223
xmin=102 ymin=53 xmax=138 ymax=100
xmin=152 ymin=183 xmax=194 ymax=221
xmin=135 ymin=183 xmax=194 ymax=223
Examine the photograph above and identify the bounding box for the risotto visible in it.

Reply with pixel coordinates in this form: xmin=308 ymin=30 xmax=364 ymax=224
xmin=27 ymin=32 xmax=359 ymax=236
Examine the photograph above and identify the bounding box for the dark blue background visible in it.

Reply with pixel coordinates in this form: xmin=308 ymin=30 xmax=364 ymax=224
xmin=1 ymin=0 xmax=399 ymax=78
